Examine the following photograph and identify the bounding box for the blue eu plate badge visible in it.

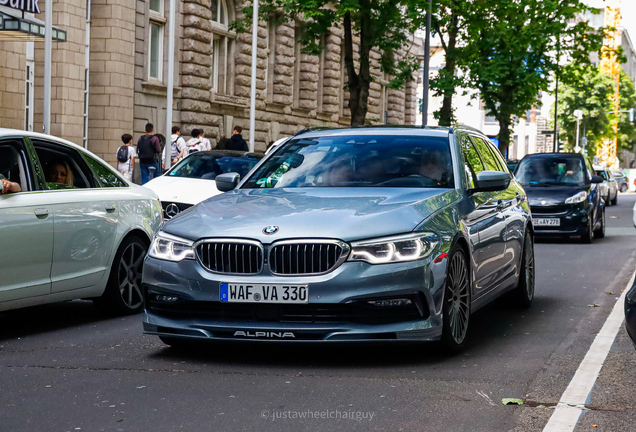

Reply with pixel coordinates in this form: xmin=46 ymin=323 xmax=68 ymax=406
xmin=220 ymin=282 xmax=229 ymax=302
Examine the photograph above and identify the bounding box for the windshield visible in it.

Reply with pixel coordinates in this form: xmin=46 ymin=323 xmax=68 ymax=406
xmin=595 ymin=170 xmax=608 ymax=180
xmin=241 ymin=135 xmax=454 ymax=189
xmin=611 ymin=170 xmax=624 ymax=178
xmin=515 ymin=156 xmax=587 ymax=186
xmin=167 ymin=153 xmax=262 ymax=180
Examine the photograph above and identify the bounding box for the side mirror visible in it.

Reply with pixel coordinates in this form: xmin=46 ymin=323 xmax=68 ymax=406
xmin=215 ymin=172 xmax=240 ymax=191
xmin=591 ymin=175 xmax=604 ymax=184
xmin=471 ymin=171 xmax=511 ymax=193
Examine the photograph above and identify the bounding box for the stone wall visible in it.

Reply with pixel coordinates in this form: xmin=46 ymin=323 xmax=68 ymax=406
xmin=0 ymin=41 xmax=26 ymax=130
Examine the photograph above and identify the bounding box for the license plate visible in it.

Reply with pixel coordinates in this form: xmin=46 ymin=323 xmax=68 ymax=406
xmin=534 ymin=218 xmax=560 ymax=227
xmin=220 ymin=283 xmax=308 ymax=304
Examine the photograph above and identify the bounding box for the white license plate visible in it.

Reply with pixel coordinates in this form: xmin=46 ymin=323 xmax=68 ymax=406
xmin=534 ymin=218 xmax=560 ymax=227
xmin=220 ymin=283 xmax=308 ymax=304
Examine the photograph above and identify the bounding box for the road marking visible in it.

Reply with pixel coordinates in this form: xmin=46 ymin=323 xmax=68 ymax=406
xmin=542 ymin=269 xmax=636 ymax=432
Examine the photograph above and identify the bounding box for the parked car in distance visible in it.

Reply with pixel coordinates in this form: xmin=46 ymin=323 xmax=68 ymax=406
xmin=143 ymin=150 xmax=263 ymax=219
xmin=515 ymin=153 xmax=605 ymax=243
xmin=143 ymin=125 xmax=535 ymax=353
xmin=625 ymin=279 xmax=636 ymax=348
xmin=595 ymin=167 xmax=618 ymax=206
xmin=0 ymin=129 xmax=163 ymax=314
xmin=506 ymin=159 xmax=520 ymax=173
xmin=611 ymin=169 xmax=629 ymax=193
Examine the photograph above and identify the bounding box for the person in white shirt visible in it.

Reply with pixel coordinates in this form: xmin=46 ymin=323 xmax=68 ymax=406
xmin=164 ymin=126 xmax=188 ymax=168
xmin=186 ymin=129 xmax=203 ymax=154
xmin=116 ymin=134 xmax=137 ymax=182
xmin=200 ymin=130 xmax=212 ymax=151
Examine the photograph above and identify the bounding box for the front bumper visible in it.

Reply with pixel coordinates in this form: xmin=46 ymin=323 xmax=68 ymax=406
xmin=530 ymin=204 xmax=589 ymax=236
xmin=142 ymin=254 xmax=448 ymax=343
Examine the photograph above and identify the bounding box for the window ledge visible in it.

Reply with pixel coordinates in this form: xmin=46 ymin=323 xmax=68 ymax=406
xmin=211 ymin=93 xmax=249 ymax=107
xmin=141 ymin=81 xmax=181 ymax=95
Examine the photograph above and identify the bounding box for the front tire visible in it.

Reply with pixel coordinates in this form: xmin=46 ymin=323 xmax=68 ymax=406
xmin=581 ymin=217 xmax=593 ymax=244
xmin=440 ymin=246 xmax=471 ymax=353
xmin=512 ymin=231 xmax=535 ymax=308
xmin=594 ymin=208 xmax=606 ymax=239
xmin=94 ymin=235 xmax=148 ymax=315
xmin=611 ymin=193 xmax=618 ymax=206
xmin=620 ymin=184 xmax=627 ymax=193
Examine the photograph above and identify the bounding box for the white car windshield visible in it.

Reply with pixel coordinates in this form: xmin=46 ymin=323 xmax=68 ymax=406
xmin=167 ymin=152 xmax=262 ymax=180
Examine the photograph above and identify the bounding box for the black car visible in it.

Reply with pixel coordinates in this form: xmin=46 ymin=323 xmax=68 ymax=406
xmin=611 ymin=169 xmax=629 ymax=193
xmin=626 ymin=280 xmax=636 ymax=348
xmin=506 ymin=159 xmax=520 ymax=172
xmin=514 ymin=153 xmax=605 ymax=243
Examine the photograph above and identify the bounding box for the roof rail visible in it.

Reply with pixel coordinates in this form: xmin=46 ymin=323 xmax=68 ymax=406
xmin=293 ymin=126 xmax=336 ymax=136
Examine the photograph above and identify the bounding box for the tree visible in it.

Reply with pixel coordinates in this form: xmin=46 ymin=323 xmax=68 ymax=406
xmin=234 ymin=0 xmax=426 ymax=126
xmin=460 ymin=0 xmax=603 ymax=155
xmin=556 ymin=65 xmax=636 ymax=156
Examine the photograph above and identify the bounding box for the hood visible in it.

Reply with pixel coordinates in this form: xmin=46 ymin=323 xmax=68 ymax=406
xmin=524 ymin=185 xmax=589 ymax=206
xmin=142 ymin=175 xmax=220 ymax=205
xmin=161 ymin=187 xmax=458 ymax=243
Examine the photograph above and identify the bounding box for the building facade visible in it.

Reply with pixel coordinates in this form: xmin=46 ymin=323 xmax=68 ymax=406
xmin=0 ymin=0 xmax=421 ymax=168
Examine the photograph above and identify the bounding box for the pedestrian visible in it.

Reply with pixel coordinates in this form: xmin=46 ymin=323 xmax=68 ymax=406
xmin=137 ymin=123 xmax=162 ymax=184
xmin=164 ymin=126 xmax=187 ymax=169
xmin=200 ymin=130 xmax=212 ymax=151
xmin=227 ymin=126 xmax=248 ymax=151
xmin=186 ymin=129 xmax=203 ymax=154
xmin=116 ymin=133 xmax=136 ymax=182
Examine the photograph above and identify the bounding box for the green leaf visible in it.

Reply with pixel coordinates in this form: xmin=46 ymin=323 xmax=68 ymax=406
xmin=502 ymin=398 xmax=524 ymax=406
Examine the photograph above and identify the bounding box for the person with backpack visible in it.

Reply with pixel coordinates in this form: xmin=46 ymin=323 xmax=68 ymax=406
xmin=163 ymin=126 xmax=187 ymax=169
xmin=186 ymin=129 xmax=203 ymax=154
xmin=137 ymin=123 xmax=162 ymax=184
xmin=116 ymin=134 xmax=137 ymax=182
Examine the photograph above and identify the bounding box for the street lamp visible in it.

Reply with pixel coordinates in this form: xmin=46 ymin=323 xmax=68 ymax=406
xmin=573 ymin=109 xmax=583 ymax=153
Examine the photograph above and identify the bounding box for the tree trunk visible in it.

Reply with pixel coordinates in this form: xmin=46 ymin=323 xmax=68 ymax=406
xmin=344 ymin=7 xmax=372 ymax=126
xmin=437 ymin=12 xmax=459 ymax=126
xmin=497 ymin=116 xmax=511 ymax=156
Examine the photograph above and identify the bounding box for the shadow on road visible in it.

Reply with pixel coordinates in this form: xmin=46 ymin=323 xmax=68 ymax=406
xmin=0 ymin=300 xmax=112 ymax=341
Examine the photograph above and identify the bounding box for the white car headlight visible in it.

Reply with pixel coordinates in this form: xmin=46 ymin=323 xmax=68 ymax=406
xmin=149 ymin=232 xmax=195 ymax=262
xmin=564 ymin=191 xmax=588 ymax=204
xmin=348 ymin=232 xmax=439 ymax=264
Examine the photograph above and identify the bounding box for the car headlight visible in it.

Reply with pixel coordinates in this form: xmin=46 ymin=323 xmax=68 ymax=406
xmin=565 ymin=191 xmax=588 ymax=204
xmin=148 ymin=232 xmax=195 ymax=262
xmin=348 ymin=232 xmax=439 ymax=264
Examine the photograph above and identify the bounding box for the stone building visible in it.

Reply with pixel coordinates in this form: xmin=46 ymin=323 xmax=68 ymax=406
xmin=0 ymin=0 xmax=421 ymax=168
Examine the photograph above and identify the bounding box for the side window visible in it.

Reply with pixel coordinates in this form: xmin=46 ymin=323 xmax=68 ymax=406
xmin=0 ymin=139 xmax=33 ymax=192
xmin=460 ymin=134 xmax=485 ymax=189
xmin=82 ymin=153 xmax=126 ymax=188
xmin=33 ymin=141 xmax=94 ymax=190
xmin=471 ymin=136 xmax=501 ymax=171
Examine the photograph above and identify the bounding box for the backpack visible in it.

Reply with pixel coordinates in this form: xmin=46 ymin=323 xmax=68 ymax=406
xmin=171 ymin=140 xmax=179 ymax=159
xmin=137 ymin=135 xmax=156 ymax=161
xmin=116 ymin=145 xmax=129 ymax=163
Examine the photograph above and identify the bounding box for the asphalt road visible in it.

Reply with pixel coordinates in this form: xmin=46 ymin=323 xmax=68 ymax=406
xmin=2 ymin=194 xmax=636 ymax=432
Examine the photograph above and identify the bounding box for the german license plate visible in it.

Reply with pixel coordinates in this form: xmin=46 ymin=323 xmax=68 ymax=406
xmin=534 ymin=218 xmax=560 ymax=227
xmin=220 ymin=283 xmax=308 ymax=304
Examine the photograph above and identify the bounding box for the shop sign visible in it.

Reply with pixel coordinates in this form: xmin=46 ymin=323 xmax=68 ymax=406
xmin=0 ymin=0 xmax=41 ymax=14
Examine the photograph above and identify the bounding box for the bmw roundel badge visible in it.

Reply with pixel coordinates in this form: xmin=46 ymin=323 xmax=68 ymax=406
xmin=263 ymin=225 xmax=279 ymax=235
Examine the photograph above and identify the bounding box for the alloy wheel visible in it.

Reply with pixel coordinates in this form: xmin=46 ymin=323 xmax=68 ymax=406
xmin=524 ymin=237 xmax=535 ymax=301
xmin=117 ymin=242 xmax=145 ymax=309
xmin=446 ymin=252 xmax=470 ymax=345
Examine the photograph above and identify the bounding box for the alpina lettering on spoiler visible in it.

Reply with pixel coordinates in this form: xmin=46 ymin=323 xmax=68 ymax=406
xmin=233 ymin=331 xmax=296 ymax=338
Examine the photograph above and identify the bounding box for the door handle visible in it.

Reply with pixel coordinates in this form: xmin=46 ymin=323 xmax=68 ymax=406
xmin=105 ymin=204 xmax=116 ymax=212
xmin=34 ymin=208 xmax=49 ymax=218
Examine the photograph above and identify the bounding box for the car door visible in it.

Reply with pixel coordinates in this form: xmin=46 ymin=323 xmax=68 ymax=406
xmin=31 ymin=138 xmax=121 ymax=293
xmin=0 ymin=137 xmax=54 ymax=303
xmin=475 ymin=136 xmax=525 ymax=280
xmin=459 ymin=133 xmax=507 ymax=297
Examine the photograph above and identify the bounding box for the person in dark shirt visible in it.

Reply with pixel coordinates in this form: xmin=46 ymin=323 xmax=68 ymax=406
xmin=227 ymin=126 xmax=248 ymax=151
xmin=137 ymin=123 xmax=162 ymax=184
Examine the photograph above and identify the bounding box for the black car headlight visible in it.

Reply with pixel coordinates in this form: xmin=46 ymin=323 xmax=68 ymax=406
xmin=148 ymin=232 xmax=195 ymax=262
xmin=565 ymin=191 xmax=588 ymax=204
xmin=348 ymin=232 xmax=439 ymax=264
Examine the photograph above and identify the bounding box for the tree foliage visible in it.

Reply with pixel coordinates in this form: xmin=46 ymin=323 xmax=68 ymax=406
xmin=556 ymin=64 xmax=636 ymax=156
xmin=234 ymin=0 xmax=426 ymax=126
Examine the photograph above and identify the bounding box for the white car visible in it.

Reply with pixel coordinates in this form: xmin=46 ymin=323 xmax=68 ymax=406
xmin=0 ymin=129 xmax=163 ymax=314
xmin=144 ymin=150 xmax=263 ymax=219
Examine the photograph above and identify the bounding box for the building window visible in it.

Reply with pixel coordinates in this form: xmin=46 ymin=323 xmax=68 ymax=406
xmin=210 ymin=0 xmax=234 ymax=94
xmin=380 ymin=73 xmax=389 ymax=124
xmin=149 ymin=0 xmax=164 ymax=81
xmin=25 ymin=61 xmax=34 ymax=132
